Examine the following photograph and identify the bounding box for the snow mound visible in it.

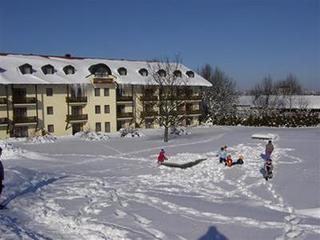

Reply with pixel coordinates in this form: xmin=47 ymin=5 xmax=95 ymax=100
xmin=75 ymin=131 xmax=110 ymax=141
xmin=119 ymin=128 xmax=145 ymax=138
xmin=0 ymin=142 xmax=25 ymax=160
xmin=26 ymin=134 xmax=57 ymax=144
xmin=170 ymin=126 xmax=191 ymax=136
xmin=251 ymin=133 xmax=279 ymax=141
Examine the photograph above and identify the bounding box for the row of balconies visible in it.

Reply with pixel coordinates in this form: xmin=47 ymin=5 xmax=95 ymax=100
xmin=0 ymin=109 xmax=201 ymax=126
xmin=0 ymin=94 xmax=201 ymax=106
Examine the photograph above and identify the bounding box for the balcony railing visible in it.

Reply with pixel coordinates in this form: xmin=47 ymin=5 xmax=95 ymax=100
xmin=117 ymin=96 xmax=133 ymax=102
xmin=0 ymin=98 xmax=8 ymax=105
xmin=12 ymin=97 xmax=37 ymax=104
xmin=117 ymin=112 xmax=133 ymax=118
xmin=66 ymin=114 xmax=88 ymax=122
xmin=66 ymin=96 xmax=87 ymax=103
xmin=0 ymin=117 xmax=9 ymax=125
xmin=141 ymin=110 xmax=158 ymax=118
xmin=13 ymin=116 xmax=37 ymax=124
xmin=186 ymin=109 xmax=201 ymax=115
xmin=140 ymin=95 xmax=158 ymax=101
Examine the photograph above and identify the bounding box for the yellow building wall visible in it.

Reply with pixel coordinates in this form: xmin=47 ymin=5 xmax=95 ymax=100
xmin=85 ymin=83 xmax=117 ymax=133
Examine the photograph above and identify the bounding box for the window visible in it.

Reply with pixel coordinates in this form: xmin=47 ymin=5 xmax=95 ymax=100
xmin=118 ymin=67 xmax=127 ymax=76
xmin=63 ymin=65 xmax=75 ymax=75
xmin=174 ymin=70 xmax=182 ymax=78
xmin=96 ymin=122 xmax=101 ymax=132
xmin=47 ymin=124 xmax=54 ymax=133
xmin=41 ymin=64 xmax=55 ymax=75
xmin=95 ymin=105 xmax=101 ymax=114
xmin=19 ymin=64 xmax=33 ymax=74
xmin=104 ymin=88 xmax=109 ymax=96
xmin=88 ymin=63 xmax=112 ymax=77
xmin=186 ymin=71 xmax=195 ymax=78
xmin=94 ymin=88 xmax=100 ymax=96
xmin=105 ymin=122 xmax=110 ymax=132
xmin=47 ymin=106 xmax=53 ymax=115
xmin=46 ymin=88 xmax=53 ymax=96
xmin=139 ymin=68 xmax=148 ymax=76
xmin=158 ymin=69 xmax=166 ymax=77
xmin=104 ymin=105 xmax=110 ymax=113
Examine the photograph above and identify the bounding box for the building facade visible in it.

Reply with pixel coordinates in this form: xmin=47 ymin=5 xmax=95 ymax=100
xmin=0 ymin=54 xmax=211 ymax=139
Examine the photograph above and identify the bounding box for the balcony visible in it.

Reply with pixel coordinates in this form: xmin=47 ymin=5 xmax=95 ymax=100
xmin=13 ymin=116 xmax=38 ymax=125
xmin=12 ymin=97 xmax=37 ymax=105
xmin=117 ymin=95 xmax=133 ymax=102
xmin=141 ymin=110 xmax=158 ymax=118
xmin=92 ymin=73 xmax=115 ymax=84
xmin=187 ymin=95 xmax=202 ymax=101
xmin=186 ymin=109 xmax=201 ymax=115
xmin=140 ymin=95 xmax=158 ymax=101
xmin=117 ymin=112 xmax=133 ymax=119
xmin=66 ymin=96 xmax=87 ymax=105
xmin=66 ymin=114 xmax=88 ymax=122
xmin=0 ymin=117 xmax=9 ymax=126
xmin=0 ymin=97 xmax=8 ymax=105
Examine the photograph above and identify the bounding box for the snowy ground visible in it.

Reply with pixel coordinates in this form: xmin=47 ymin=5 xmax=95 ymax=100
xmin=0 ymin=126 xmax=319 ymax=240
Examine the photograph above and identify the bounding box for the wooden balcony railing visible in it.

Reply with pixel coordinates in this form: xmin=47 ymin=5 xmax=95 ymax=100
xmin=186 ymin=109 xmax=201 ymax=115
xmin=66 ymin=114 xmax=88 ymax=122
xmin=140 ymin=95 xmax=158 ymax=101
xmin=66 ymin=96 xmax=87 ymax=103
xmin=12 ymin=97 xmax=37 ymax=104
xmin=0 ymin=98 xmax=8 ymax=105
xmin=117 ymin=112 xmax=133 ymax=118
xmin=13 ymin=116 xmax=37 ymax=124
xmin=117 ymin=96 xmax=133 ymax=102
xmin=141 ymin=110 xmax=158 ymax=118
xmin=0 ymin=117 xmax=9 ymax=125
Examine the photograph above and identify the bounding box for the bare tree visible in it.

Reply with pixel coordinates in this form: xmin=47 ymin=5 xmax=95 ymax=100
xmin=250 ymin=76 xmax=281 ymax=112
xmin=199 ymin=65 xmax=238 ymax=122
xmin=146 ymin=57 xmax=188 ymax=142
xmin=275 ymin=74 xmax=303 ymax=111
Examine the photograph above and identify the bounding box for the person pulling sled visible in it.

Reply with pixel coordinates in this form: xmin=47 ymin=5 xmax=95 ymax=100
xmin=264 ymin=159 xmax=273 ymax=181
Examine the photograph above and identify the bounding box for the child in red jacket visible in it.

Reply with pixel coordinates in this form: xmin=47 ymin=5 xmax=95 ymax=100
xmin=157 ymin=149 xmax=167 ymax=165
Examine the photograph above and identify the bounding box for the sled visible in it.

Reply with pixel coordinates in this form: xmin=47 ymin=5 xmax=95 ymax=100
xmin=251 ymin=134 xmax=274 ymax=140
xmin=161 ymin=158 xmax=207 ymax=169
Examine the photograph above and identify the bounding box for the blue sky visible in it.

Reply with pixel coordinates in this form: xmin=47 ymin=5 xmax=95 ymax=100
xmin=0 ymin=0 xmax=319 ymax=90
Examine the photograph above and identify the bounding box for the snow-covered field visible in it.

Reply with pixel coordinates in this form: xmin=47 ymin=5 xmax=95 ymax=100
xmin=0 ymin=127 xmax=319 ymax=240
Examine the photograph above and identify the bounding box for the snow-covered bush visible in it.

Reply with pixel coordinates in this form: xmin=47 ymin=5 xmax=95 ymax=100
xmin=75 ymin=131 xmax=110 ymax=141
xmin=27 ymin=134 xmax=57 ymax=144
xmin=170 ymin=126 xmax=191 ymax=136
xmin=119 ymin=128 xmax=144 ymax=138
xmin=0 ymin=141 xmax=25 ymax=159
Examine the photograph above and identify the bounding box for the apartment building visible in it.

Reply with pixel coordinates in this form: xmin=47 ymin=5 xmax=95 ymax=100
xmin=0 ymin=53 xmax=211 ymax=138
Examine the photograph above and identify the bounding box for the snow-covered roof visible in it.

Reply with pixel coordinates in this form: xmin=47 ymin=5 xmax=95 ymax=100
xmin=238 ymin=95 xmax=320 ymax=109
xmin=0 ymin=54 xmax=211 ymax=87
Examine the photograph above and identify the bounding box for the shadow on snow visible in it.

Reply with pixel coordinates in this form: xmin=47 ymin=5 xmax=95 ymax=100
xmin=198 ymin=226 xmax=228 ymax=240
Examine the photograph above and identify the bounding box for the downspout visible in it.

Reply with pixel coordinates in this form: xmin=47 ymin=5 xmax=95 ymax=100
xmin=5 ymin=85 xmax=9 ymax=134
xmin=35 ymin=84 xmax=39 ymax=130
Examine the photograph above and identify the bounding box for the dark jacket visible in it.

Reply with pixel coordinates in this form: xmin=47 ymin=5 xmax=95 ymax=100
xmin=0 ymin=161 xmax=4 ymax=180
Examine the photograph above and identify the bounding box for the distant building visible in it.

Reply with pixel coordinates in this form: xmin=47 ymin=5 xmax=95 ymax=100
xmin=0 ymin=53 xmax=210 ymax=138
xmin=237 ymin=95 xmax=320 ymax=113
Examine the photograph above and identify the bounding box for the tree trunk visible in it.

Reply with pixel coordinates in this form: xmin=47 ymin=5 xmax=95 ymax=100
xmin=164 ymin=126 xmax=169 ymax=142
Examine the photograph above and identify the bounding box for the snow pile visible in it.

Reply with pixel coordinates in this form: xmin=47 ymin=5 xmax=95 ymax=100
xmin=75 ymin=131 xmax=110 ymax=141
xmin=170 ymin=126 xmax=191 ymax=135
xmin=119 ymin=128 xmax=145 ymax=138
xmin=252 ymin=133 xmax=279 ymax=141
xmin=26 ymin=134 xmax=57 ymax=144
xmin=0 ymin=142 xmax=25 ymax=160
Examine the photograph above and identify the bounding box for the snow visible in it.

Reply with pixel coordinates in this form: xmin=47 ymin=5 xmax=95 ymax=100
xmin=251 ymin=133 xmax=279 ymax=141
xmin=0 ymin=54 xmax=211 ymax=86
xmin=75 ymin=131 xmax=111 ymax=141
xmin=0 ymin=126 xmax=319 ymax=239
